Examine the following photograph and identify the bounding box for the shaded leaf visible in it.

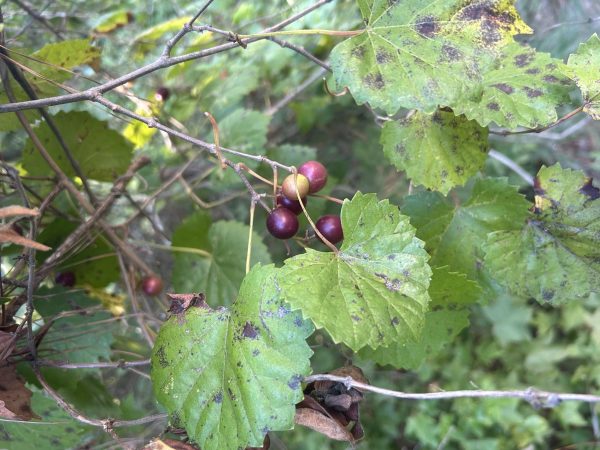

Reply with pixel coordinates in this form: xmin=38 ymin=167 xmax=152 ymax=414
xmin=172 ymin=215 xmax=271 ymax=307
xmin=402 ymin=178 xmax=529 ymax=286
xmin=22 ymin=111 xmax=133 ymax=182
xmin=563 ymin=33 xmax=600 ymax=120
xmin=151 ymin=265 xmax=313 ymax=450
xmin=37 ymin=219 xmax=120 ymax=287
xmin=483 ymin=165 xmax=600 ymax=304
xmin=278 ymin=192 xmax=431 ymax=352
xmin=35 ymin=287 xmax=114 ymax=366
xmin=381 ymin=110 xmax=489 ymax=194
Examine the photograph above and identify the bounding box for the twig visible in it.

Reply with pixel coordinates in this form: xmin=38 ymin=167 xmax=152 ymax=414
xmin=266 ymin=36 xmax=331 ymax=70
xmin=9 ymin=0 xmax=64 ymax=40
xmin=488 ymin=149 xmax=534 ymax=186
xmin=266 ymin=66 xmax=330 ymax=116
xmin=0 ymin=0 xmax=335 ymax=113
xmin=36 ymin=358 xmax=150 ymax=369
xmin=303 ymin=374 xmax=600 ymax=406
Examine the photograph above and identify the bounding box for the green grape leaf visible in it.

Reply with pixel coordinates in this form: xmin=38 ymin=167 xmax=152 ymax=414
xmin=277 ymin=192 xmax=432 ymax=352
xmin=330 ymin=0 xmax=530 ymax=115
xmin=172 ymin=216 xmax=272 ymax=307
xmin=481 ymin=294 xmax=532 ymax=345
xmin=381 ymin=110 xmax=489 ymax=194
xmin=133 ymin=16 xmax=191 ymax=58
xmin=93 ymin=10 xmax=133 ymax=33
xmin=37 ymin=219 xmax=120 ymax=287
xmin=563 ymin=33 xmax=600 ymax=120
xmin=0 ymin=388 xmax=91 ymax=450
xmin=362 ymin=266 xmax=477 ymax=369
xmin=330 ymin=2 xmax=570 ymax=128
xmin=151 ymin=265 xmax=313 ymax=450
xmin=0 ymin=39 xmax=100 ymax=131
xmin=451 ymin=43 xmax=571 ymax=129
xmin=402 ymin=178 xmax=529 ymax=285
xmin=35 ymin=287 xmax=114 ymax=365
xmin=483 ymin=165 xmax=600 ymax=304
xmin=22 ymin=111 xmax=133 ymax=182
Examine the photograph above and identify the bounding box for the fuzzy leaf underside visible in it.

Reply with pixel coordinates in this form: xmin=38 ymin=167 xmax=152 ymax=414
xmin=278 ymin=192 xmax=432 ymax=352
xmin=151 ymin=265 xmax=313 ymax=450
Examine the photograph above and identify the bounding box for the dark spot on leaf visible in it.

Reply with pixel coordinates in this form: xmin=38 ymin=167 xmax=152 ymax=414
xmin=487 ymin=102 xmax=500 ymax=111
xmin=493 ymin=83 xmax=514 ymax=94
xmin=155 ymin=346 xmax=168 ymax=368
xmin=288 ymin=375 xmax=303 ymax=390
xmin=543 ymin=75 xmax=559 ymax=83
xmin=387 ymin=254 xmax=396 ymax=260
xmin=455 ymin=166 xmax=464 ymax=175
xmin=524 ymin=87 xmax=543 ymax=98
xmin=580 ymin=178 xmax=600 ymax=200
xmin=351 ymin=46 xmax=365 ymax=59
xmin=351 ymin=315 xmax=361 ymax=322
xmin=515 ymin=53 xmax=534 ymax=67
xmin=214 ymin=391 xmax=223 ymax=403
xmin=376 ymin=50 xmax=392 ymax=64
xmin=441 ymin=44 xmax=461 ymax=62
xmin=242 ymin=321 xmax=258 ymax=339
xmin=395 ymin=143 xmax=406 ymax=156
xmin=546 ymin=63 xmax=557 ymax=70
xmin=252 ymin=349 xmax=260 ymax=357
xmin=441 ymin=170 xmax=448 ymax=179
xmin=363 ymin=73 xmax=385 ymax=90
xmin=391 ymin=317 xmax=399 ymax=326
xmin=415 ymin=16 xmax=439 ymax=37
xmin=542 ymin=290 xmax=555 ymax=301
xmin=294 ymin=316 xmax=304 ymax=327
xmin=525 ymin=68 xmax=540 ymax=75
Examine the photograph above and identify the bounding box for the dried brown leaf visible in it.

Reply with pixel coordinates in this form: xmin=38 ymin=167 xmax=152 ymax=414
xmin=0 ymin=206 xmax=39 ymax=219
xmin=294 ymin=408 xmax=354 ymax=442
xmin=0 ymin=227 xmax=51 ymax=251
xmin=0 ymin=364 xmax=37 ymax=420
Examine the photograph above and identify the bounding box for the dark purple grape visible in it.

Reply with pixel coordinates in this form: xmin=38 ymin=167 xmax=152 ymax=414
xmin=55 ymin=271 xmax=76 ymax=287
xmin=276 ymin=195 xmax=307 ymax=215
xmin=266 ymin=207 xmax=299 ymax=239
xmin=315 ymin=215 xmax=343 ymax=245
xmin=155 ymin=87 xmax=170 ymax=102
xmin=298 ymin=160 xmax=328 ymax=193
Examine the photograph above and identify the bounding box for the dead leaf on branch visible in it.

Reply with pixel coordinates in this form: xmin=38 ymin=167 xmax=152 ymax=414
xmin=0 ymin=364 xmax=38 ymax=421
xmin=0 ymin=205 xmax=39 ymax=220
xmin=0 ymin=226 xmax=51 ymax=251
xmin=295 ymin=365 xmax=367 ymax=442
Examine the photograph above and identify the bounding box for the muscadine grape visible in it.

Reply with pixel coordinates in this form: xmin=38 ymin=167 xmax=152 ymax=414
xmin=266 ymin=207 xmax=299 ymax=239
xmin=55 ymin=271 xmax=76 ymax=287
xmin=298 ymin=160 xmax=328 ymax=193
xmin=142 ymin=275 xmax=163 ymax=296
xmin=315 ymin=215 xmax=343 ymax=245
xmin=155 ymin=87 xmax=170 ymax=102
xmin=281 ymin=174 xmax=310 ymax=201
xmin=276 ymin=195 xmax=307 ymax=215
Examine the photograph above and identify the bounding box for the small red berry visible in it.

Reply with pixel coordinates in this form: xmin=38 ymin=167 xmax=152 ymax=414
xmin=266 ymin=207 xmax=299 ymax=239
xmin=315 ymin=215 xmax=343 ymax=245
xmin=142 ymin=275 xmax=163 ymax=296
xmin=298 ymin=161 xmax=328 ymax=193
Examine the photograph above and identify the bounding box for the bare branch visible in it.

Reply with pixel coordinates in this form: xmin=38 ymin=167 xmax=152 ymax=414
xmin=303 ymin=374 xmax=600 ymax=406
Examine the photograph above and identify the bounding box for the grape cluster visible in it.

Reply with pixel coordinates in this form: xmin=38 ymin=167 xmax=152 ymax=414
xmin=266 ymin=161 xmax=344 ymax=246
